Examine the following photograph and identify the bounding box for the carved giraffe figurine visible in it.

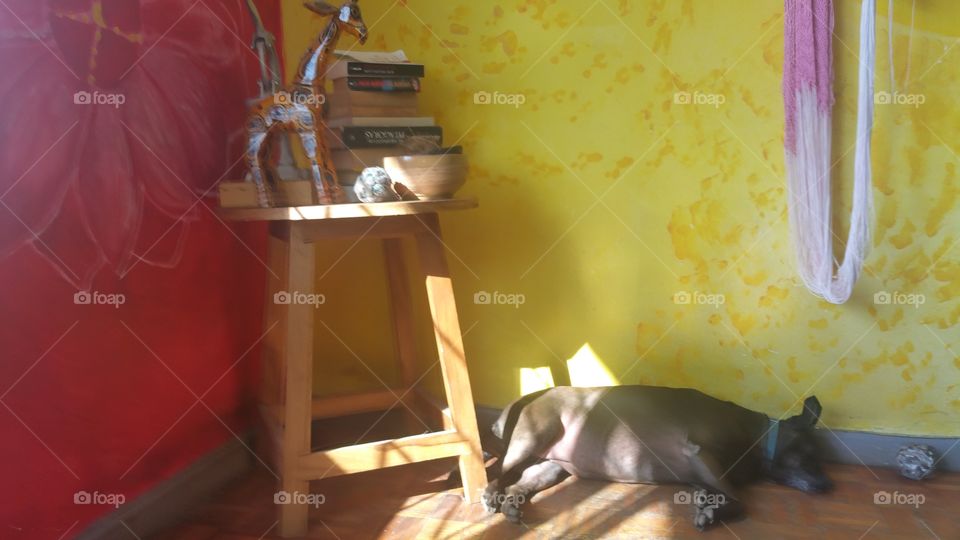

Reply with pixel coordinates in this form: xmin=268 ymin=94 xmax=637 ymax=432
xmin=245 ymin=0 xmax=367 ymax=207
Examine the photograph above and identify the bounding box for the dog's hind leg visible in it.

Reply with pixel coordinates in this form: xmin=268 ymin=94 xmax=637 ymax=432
xmin=686 ymin=449 xmax=745 ymax=531
xmin=500 ymin=460 xmax=570 ymax=522
xmin=481 ymin=413 xmax=562 ymax=515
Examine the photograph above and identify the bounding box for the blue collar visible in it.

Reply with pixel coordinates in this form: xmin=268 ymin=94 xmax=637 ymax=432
xmin=764 ymin=419 xmax=780 ymax=461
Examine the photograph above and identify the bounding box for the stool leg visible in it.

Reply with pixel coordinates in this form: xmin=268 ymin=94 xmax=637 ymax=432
xmin=383 ymin=238 xmax=432 ymax=431
xmin=415 ymin=214 xmax=487 ymax=502
xmin=382 ymin=238 xmax=418 ymax=388
xmin=258 ymin=231 xmax=289 ymax=463
xmin=279 ymin=224 xmax=315 ymax=537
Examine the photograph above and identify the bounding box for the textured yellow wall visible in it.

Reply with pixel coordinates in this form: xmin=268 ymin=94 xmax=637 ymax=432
xmin=282 ymin=1 xmax=960 ymax=436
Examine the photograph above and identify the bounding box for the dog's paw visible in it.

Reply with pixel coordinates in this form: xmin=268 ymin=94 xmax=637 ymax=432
xmin=501 ymin=496 xmax=523 ymax=523
xmin=693 ymin=504 xmax=716 ymax=531
xmin=693 ymin=492 xmax=742 ymax=531
xmin=481 ymin=489 xmax=502 ymax=514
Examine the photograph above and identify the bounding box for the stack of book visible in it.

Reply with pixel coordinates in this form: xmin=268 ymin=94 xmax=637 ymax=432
xmin=325 ymin=50 xmax=442 ymax=187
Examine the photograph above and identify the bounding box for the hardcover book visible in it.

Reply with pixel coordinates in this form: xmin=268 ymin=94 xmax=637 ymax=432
xmin=326 ymin=126 xmax=443 ymax=149
xmin=326 ymin=116 xmax=435 ymax=128
xmin=328 ymin=49 xmax=424 ymax=79
xmin=327 ymin=104 xmax=420 ymax=119
xmin=328 ymin=80 xmax=420 ymax=109
xmin=343 ymin=77 xmax=420 ymax=92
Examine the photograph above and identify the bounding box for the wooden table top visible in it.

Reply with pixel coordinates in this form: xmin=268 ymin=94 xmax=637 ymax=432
xmin=217 ymin=197 xmax=478 ymax=222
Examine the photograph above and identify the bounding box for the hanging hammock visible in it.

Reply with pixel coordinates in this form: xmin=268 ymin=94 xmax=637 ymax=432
xmin=783 ymin=0 xmax=876 ymax=304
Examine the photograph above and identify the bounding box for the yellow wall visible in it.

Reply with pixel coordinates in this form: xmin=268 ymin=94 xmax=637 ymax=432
xmin=282 ymin=0 xmax=960 ymax=436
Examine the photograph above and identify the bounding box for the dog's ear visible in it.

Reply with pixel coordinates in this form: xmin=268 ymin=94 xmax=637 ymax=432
xmin=799 ymin=396 xmax=822 ymax=427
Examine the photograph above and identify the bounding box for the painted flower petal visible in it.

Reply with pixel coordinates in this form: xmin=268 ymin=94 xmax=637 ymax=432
xmin=122 ymin=56 xmax=218 ymax=215
xmin=0 ymin=60 xmax=86 ymax=257
xmin=34 ymin=184 xmax=106 ymax=288
xmin=131 ymin=201 xmax=190 ymax=270
xmin=77 ymin=106 xmax=142 ymax=268
xmin=142 ymin=0 xmax=249 ymax=70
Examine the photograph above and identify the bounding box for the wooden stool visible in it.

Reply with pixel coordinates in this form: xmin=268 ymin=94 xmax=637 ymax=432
xmin=221 ymin=199 xmax=487 ymax=537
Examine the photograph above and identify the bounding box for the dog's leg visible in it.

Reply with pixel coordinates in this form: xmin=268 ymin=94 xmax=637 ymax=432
xmin=482 ymin=416 xmax=561 ymax=514
xmin=687 ymin=449 xmax=744 ymax=531
xmin=500 ymin=460 xmax=570 ymax=522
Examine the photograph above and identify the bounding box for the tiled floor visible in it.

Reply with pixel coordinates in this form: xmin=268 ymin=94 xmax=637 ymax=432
xmin=150 ymin=458 xmax=959 ymax=539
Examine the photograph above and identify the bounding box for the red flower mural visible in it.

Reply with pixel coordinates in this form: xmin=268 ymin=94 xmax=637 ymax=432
xmin=0 ymin=0 xmax=261 ymax=288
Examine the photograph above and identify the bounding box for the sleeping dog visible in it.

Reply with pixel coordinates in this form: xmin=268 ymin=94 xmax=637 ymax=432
xmin=478 ymin=385 xmax=831 ymax=531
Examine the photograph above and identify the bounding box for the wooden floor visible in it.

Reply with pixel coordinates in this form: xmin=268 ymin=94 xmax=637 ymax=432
xmin=147 ymin=410 xmax=959 ymax=539
xmin=149 ymin=457 xmax=960 ymax=540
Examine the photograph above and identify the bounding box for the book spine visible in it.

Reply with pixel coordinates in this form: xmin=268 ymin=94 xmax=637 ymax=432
xmin=346 ymin=62 xmax=425 ymax=78
xmin=346 ymin=77 xmax=421 ymax=92
xmin=327 ymin=105 xmax=420 ymax=119
xmin=338 ymin=126 xmax=443 ymax=148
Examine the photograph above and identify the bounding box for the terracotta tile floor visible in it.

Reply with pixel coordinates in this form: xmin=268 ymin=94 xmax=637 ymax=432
xmin=150 ymin=457 xmax=960 ymax=539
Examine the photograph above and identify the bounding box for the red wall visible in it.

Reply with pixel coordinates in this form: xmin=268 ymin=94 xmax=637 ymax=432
xmin=0 ymin=1 xmax=282 ymax=537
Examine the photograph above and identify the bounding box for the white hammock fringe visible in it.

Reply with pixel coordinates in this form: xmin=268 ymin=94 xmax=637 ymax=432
xmin=787 ymin=0 xmax=875 ymax=304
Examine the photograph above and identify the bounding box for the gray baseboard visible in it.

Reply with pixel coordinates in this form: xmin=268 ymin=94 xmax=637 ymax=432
xmin=814 ymin=429 xmax=960 ymax=472
xmin=476 ymin=404 xmax=960 ymax=472
xmin=75 ymin=435 xmax=253 ymax=540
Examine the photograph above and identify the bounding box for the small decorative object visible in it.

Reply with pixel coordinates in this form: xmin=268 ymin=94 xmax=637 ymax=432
xmin=354 ymin=167 xmax=400 ymax=203
xmin=383 ymin=151 xmax=468 ymax=200
xmin=244 ymin=1 xmax=368 ymax=208
xmin=897 ymin=444 xmax=937 ymax=480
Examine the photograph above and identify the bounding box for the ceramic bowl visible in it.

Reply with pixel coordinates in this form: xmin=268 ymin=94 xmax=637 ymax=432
xmin=383 ymin=153 xmax=467 ymax=200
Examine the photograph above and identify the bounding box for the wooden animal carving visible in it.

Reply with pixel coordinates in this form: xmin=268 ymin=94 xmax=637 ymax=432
xmin=245 ymin=1 xmax=368 ymax=207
